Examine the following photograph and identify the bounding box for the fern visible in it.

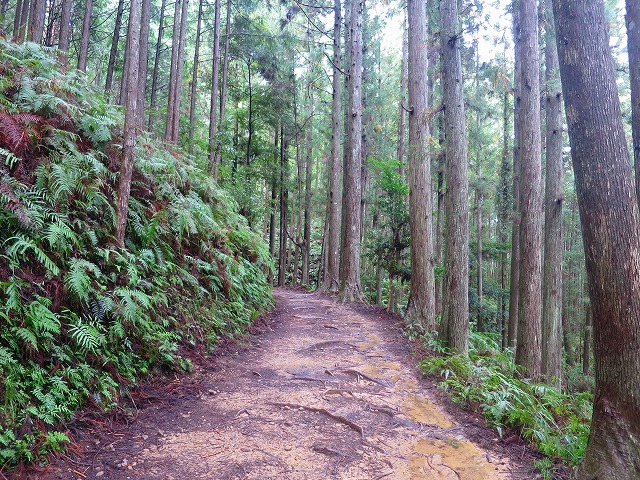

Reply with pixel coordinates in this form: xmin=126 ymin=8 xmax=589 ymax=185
xmin=4 ymin=234 xmax=60 ymax=275
xmin=64 ymin=258 xmax=101 ymax=304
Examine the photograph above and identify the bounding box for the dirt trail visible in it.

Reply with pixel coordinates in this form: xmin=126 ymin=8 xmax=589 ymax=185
xmin=36 ymin=288 xmax=536 ymax=480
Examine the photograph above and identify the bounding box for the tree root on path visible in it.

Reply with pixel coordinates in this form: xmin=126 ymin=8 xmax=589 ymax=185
xmin=304 ymin=340 xmax=358 ymax=351
xmin=269 ymin=402 xmax=364 ymax=439
xmin=340 ymin=369 xmax=390 ymax=387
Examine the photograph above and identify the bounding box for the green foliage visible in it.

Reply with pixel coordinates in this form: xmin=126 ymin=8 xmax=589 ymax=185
xmin=419 ymin=331 xmax=592 ymax=465
xmin=0 ymin=39 xmax=272 ymax=467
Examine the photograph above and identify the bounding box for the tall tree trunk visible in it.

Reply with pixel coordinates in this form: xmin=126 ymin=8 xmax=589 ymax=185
xmin=514 ymin=0 xmax=542 ymax=378
xmin=57 ymin=0 xmax=72 ymax=68
xmin=77 ymin=0 xmax=92 ymax=71
xmin=269 ymin=128 xmax=279 ymax=284
xmin=554 ymin=0 xmax=640 ymax=476
xmin=164 ymin=0 xmax=182 ymax=143
xmin=115 ymin=0 xmax=141 ymax=248
xmin=13 ymin=0 xmax=23 ymax=40
xmin=508 ymin=1 xmax=522 ymax=351
xmin=498 ymin=88 xmax=511 ymax=350
xmin=476 ymin=187 xmax=483 ymax=332
xmin=338 ymin=0 xmax=364 ymax=303
xmin=208 ymin=0 xmax=222 ymax=170
xmin=136 ymin=0 xmax=151 ymax=127
xmin=17 ymin=0 xmax=30 ymax=42
xmin=188 ymin=0 xmax=204 ymax=153
xmin=148 ymin=0 xmax=166 ymax=130
xmin=321 ymin=0 xmax=342 ymax=293
xmin=27 ymin=0 xmax=44 ymax=43
xmin=302 ymin=85 xmax=313 ymax=287
xmin=541 ymin=5 xmax=564 ymax=386
xmin=278 ymin=126 xmax=289 ymax=287
xmin=628 ymin=0 xmax=640 ymax=205
xmin=405 ymin=0 xmax=435 ymax=328
xmin=582 ymin=304 xmax=592 ymax=375
xmin=105 ymin=0 xmax=125 ymax=97
xmin=213 ymin=0 xmax=232 ymax=182
xmin=439 ymin=0 xmax=469 ymax=353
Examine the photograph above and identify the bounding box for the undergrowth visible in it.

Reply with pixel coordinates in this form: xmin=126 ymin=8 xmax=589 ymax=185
xmin=416 ymin=329 xmax=592 ymax=468
xmin=0 ymin=40 xmax=272 ymax=468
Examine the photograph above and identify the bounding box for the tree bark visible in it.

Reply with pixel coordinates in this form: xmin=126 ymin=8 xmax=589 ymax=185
xmin=627 ymin=0 xmax=640 ymax=206
xmin=115 ymin=0 xmax=141 ymax=249
xmin=213 ymin=0 xmax=232 ymax=181
xmin=278 ymin=126 xmax=290 ymax=287
xmin=541 ymin=4 xmax=564 ymax=386
xmin=338 ymin=0 xmax=364 ymax=303
xmin=27 ymin=0 xmax=44 ymax=43
xmin=405 ymin=0 xmax=435 ymax=329
xmin=57 ymin=0 xmax=72 ymax=68
xmin=164 ymin=0 xmax=184 ymax=143
xmin=514 ymin=0 xmax=542 ymax=379
xmin=321 ymin=0 xmax=342 ymax=293
xmin=208 ymin=0 xmax=222 ymax=169
xmin=105 ymin=0 xmax=125 ymax=97
xmin=188 ymin=0 xmax=204 ymax=154
xmin=439 ymin=0 xmax=469 ymax=353
xmin=553 ymin=0 xmax=640 ymax=476
xmin=582 ymin=304 xmax=592 ymax=376
xmin=12 ymin=0 xmax=23 ymax=40
xmin=77 ymin=0 xmax=92 ymax=71
xmin=508 ymin=0 xmax=522 ymax=351
xmin=148 ymin=0 xmax=166 ymax=130
xmin=302 ymin=84 xmax=314 ymax=287
xmin=498 ymin=88 xmax=511 ymax=350
xmin=17 ymin=0 xmax=30 ymax=42
xmin=136 ymin=0 xmax=151 ymax=127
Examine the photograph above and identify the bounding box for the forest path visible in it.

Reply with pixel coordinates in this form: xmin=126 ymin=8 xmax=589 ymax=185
xmin=37 ymin=288 xmax=535 ymax=480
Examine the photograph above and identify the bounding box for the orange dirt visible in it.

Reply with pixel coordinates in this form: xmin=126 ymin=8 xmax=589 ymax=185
xmin=28 ymin=288 xmax=538 ymax=480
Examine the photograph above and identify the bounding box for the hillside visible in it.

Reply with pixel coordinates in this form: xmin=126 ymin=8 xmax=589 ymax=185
xmin=0 ymin=39 xmax=272 ymax=467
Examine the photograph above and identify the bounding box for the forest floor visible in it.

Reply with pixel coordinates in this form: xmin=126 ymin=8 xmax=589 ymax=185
xmin=24 ymin=288 xmax=540 ymax=480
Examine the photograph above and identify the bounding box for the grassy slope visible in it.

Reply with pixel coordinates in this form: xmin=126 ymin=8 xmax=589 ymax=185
xmin=0 ymin=40 xmax=272 ymax=466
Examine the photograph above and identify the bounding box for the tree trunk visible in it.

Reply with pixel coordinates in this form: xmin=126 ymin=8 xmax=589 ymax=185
xmin=508 ymin=1 xmax=522 ymax=352
xmin=17 ymin=0 xmax=29 ymax=42
xmin=439 ymin=0 xmax=469 ymax=353
xmin=164 ymin=0 xmax=182 ymax=143
xmin=582 ymin=304 xmax=592 ymax=376
xmin=321 ymin=0 xmax=342 ymax=293
xmin=115 ymin=0 xmax=141 ymax=248
xmin=136 ymin=0 xmax=151 ymax=127
xmin=302 ymin=85 xmax=313 ymax=287
xmin=12 ymin=0 xmax=23 ymax=40
xmin=405 ymin=0 xmax=435 ymax=329
xmin=627 ymin=0 xmax=640 ymax=205
xmin=498 ymin=89 xmax=511 ymax=350
xmin=553 ymin=0 xmax=640 ymax=475
xmin=278 ymin=126 xmax=289 ymax=287
xmin=338 ymin=0 xmax=364 ymax=303
xmin=105 ymin=0 xmax=125 ymax=97
xmin=27 ymin=0 xmax=44 ymax=43
xmin=147 ymin=0 xmax=166 ymax=130
xmin=57 ymin=0 xmax=72 ymax=68
xmin=541 ymin=5 xmax=564 ymax=386
xmin=208 ymin=0 xmax=222 ymax=169
xmin=476 ymin=188 xmax=483 ymax=332
xmin=188 ymin=0 xmax=204 ymax=153
xmin=213 ymin=0 xmax=232 ymax=182
xmin=76 ymin=0 xmax=92 ymax=71
xmin=514 ymin=0 xmax=542 ymax=378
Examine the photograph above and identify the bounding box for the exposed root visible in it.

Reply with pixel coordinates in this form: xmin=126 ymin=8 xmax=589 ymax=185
xmin=311 ymin=443 xmax=344 ymax=456
xmin=341 ymin=369 xmax=389 ymax=387
xmin=269 ymin=402 xmax=364 ymax=439
xmin=304 ymin=340 xmax=358 ymax=351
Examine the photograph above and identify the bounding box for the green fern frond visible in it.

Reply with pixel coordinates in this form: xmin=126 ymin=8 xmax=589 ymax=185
xmin=4 ymin=234 xmax=60 ymax=275
xmin=65 ymin=258 xmax=101 ymax=304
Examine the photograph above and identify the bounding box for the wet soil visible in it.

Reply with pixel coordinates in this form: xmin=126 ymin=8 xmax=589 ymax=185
xmin=26 ymin=288 xmax=539 ymax=480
